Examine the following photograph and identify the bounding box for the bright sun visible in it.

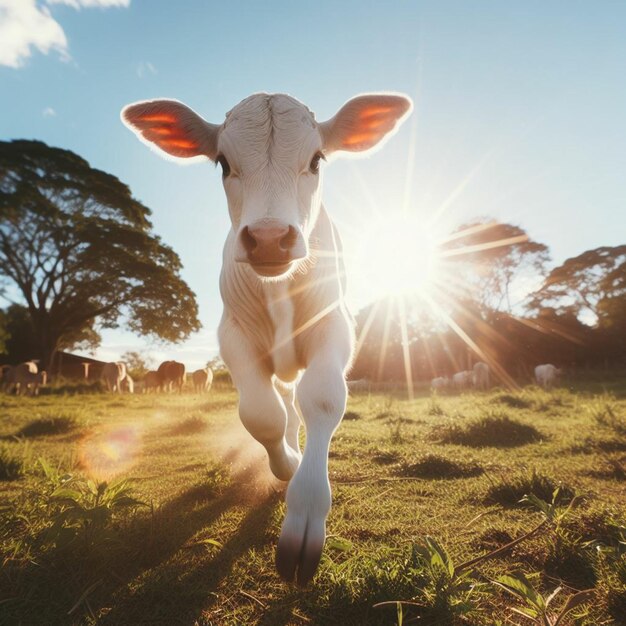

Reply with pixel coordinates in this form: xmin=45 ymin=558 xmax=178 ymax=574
xmin=354 ymin=214 xmax=440 ymax=300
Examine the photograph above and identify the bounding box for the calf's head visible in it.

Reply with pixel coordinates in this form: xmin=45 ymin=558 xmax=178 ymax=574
xmin=122 ymin=92 xmax=411 ymax=278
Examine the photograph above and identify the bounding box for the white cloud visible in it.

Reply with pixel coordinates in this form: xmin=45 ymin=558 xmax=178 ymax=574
xmin=0 ymin=0 xmax=130 ymax=69
xmin=47 ymin=0 xmax=130 ymax=8
xmin=42 ymin=106 xmax=56 ymax=116
xmin=0 ymin=0 xmax=68 ymax=68
xmin=136 ymin=60 xmax=157 ymax=78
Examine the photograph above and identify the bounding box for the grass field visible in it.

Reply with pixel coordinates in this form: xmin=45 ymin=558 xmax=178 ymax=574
xmin=1 ymin=378 xmax=625 ymax=625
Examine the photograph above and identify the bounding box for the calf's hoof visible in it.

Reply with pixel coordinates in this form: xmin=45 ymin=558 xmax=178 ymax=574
xmin=268 ymin=444 xmax=301 ymax=482
xmin=275 ymin=514 xmax=325 ymax=587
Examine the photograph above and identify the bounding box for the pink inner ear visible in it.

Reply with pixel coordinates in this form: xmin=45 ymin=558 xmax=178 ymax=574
xmin=150 ymin=127 xmax=173 ymax=136
xmin=161 ymin=138 xmax=199 ymax=149
xmin=137 ymin=113 xmax=177 ymax=123
xmin=358 ymin=105 xmax=396 ymax=119
xmin=343 ymin=132 xmax=375 ymax=147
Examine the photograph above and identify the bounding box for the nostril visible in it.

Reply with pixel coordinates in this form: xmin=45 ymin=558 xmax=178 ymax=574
xmin=279 ymin=225 xmax=298 ymax=251
xmin=241 ymin=226 xmax=257 ymax=253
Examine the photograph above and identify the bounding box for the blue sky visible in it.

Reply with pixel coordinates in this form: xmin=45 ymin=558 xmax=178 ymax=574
xmin=1 ymin=0 xmax=625 ymax=368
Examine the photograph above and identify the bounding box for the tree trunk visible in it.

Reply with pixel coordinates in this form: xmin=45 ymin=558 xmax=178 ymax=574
xmin=35 ymin=319 xmax=60 ymax=379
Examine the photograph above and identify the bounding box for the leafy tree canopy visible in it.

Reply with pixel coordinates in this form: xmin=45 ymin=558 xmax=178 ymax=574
xmin=0 ymin=140 xmax=200 ymax=369
xmin=442 ymin=220 xmax=550 ymax=313
xmin=528 ymin=245 xmax=626 ymax=326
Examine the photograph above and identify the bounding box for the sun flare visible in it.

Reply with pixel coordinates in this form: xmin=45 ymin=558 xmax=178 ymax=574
xmin=354 ymin=214 xmax=440 ymax=300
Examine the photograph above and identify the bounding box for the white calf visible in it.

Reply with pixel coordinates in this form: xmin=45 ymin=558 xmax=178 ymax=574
xmin=431 ymin=376 xmax=450 ymax=391
xmin=472 ymin=362 xmax=490 ymax=390
xmin=453 ymin=370 xmax=473 ymax=390
xmin=535 ymin=363 xmax=561 ymax=389
xmin=347 ymin=379 xmax=371 ymax=392
xmin=122 ymin=91 xmax=411 ymax=585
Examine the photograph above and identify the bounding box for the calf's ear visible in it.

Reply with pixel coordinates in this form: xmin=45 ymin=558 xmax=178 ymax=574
xmin=319 ymin=93 xmax=412 ymax=155
xmin=121 ymin=99 xmax=219 ymax=162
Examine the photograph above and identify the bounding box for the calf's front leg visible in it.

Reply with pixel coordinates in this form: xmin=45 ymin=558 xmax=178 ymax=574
xmin=220 ymin=319 xmax=302 ymax=481
xmin=275 ymin=314 xmax=352 ymax=586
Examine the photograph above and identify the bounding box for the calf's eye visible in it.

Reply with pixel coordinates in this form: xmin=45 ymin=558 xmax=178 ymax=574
xmin=309 ymin=152 xmax=324 ymax=175
xmin=216 ymin=154 xmax=231 ymax=178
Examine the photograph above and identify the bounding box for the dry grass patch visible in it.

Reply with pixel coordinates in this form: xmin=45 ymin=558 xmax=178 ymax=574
xmin=12 ymin=414 xmax=78 ymax=438
xmin=168 ymin=414 xmax=208 ymax=436
xmin=397 ymin=454 xmax=483 ymax=479
xmin=492 ymin=393 xmax=532 ymax=410
xmin=483 ymin=470 xmax=575 ymax=507
xmin=0 ymin=443 xmax=24 ymax=481
xmin=433 ymin=412 xmax=543 ymax=448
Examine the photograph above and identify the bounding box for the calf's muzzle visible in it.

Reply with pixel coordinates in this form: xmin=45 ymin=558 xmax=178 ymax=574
xmin=239 ymin=219 xmax=305 ymax=274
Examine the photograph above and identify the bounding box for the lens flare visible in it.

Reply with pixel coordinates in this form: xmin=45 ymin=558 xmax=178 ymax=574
xmin=79 ymin=425 xmax=142 ymax=481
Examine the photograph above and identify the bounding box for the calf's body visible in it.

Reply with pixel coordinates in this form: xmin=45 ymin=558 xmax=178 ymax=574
xmin=122 ymin=91 xmax=411 ymax=585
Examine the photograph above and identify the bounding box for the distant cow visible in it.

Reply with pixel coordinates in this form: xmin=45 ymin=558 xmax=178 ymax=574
xmin=192 ymin=367 xmax=213 ymax=393
xmin=1 ymin=365 xmax=15 ymax=392
xmin=431 ymin=376 xmax=450 ymax=391
xmin=453 ymin=370 xmax=473 ymax=390
xmin=10 ymin=362 xmax=47 ymax=396
xmin=535 ymin=364 xmax=561 ymax=389
xmin=157 ymin=360 xmax=186 ymax=393
xmin=101 ymin=362 xmax=127 ymax=393
xmin=143 ymin=370 xmax=160 ymax=393
xmin=472 ymin=362 xmax=490 ymax=390
xmin=121 ymin=374 xmax=135 ymax=394
xmin=347 ymin=379 xmax=371 ymax=392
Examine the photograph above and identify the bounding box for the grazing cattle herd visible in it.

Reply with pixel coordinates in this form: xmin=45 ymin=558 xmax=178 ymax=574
xmin=0 ymin=357 xmax=565 ymax=397
xmin=0 ymin=359 xmax=214 ymax=395
xmin=430 ymin=362 xmax=563 ymax=392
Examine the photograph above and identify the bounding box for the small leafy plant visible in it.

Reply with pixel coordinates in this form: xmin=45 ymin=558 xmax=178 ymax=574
xmin=374 ymin=537 xmax=488 ymax=621
xmin=39 ymin=457 xmax=145 ymax=549
xmin=493 ymin=570 xmax=593 ymax=625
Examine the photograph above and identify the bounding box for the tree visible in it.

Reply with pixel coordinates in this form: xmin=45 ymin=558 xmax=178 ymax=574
xmin=121 ymin=350 xmax=154 ymax=379
xmin=0 ymin=308 xmax=8 ymax=355
xmin=0 ymin=140 xmax=200 ymax=372
xmin=528 ymin=245 xmax=626 ymax=326
xmin=441 ymin=220 xmax=550 ymax=314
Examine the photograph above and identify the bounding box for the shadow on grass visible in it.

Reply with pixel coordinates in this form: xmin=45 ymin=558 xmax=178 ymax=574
xmin=100 ymin=490 xmax=281 ymax=625
xmin=4 ymin=415 xmax=77 ymax=439
xmin=1 ymin=466 xmax=281 ymax=626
